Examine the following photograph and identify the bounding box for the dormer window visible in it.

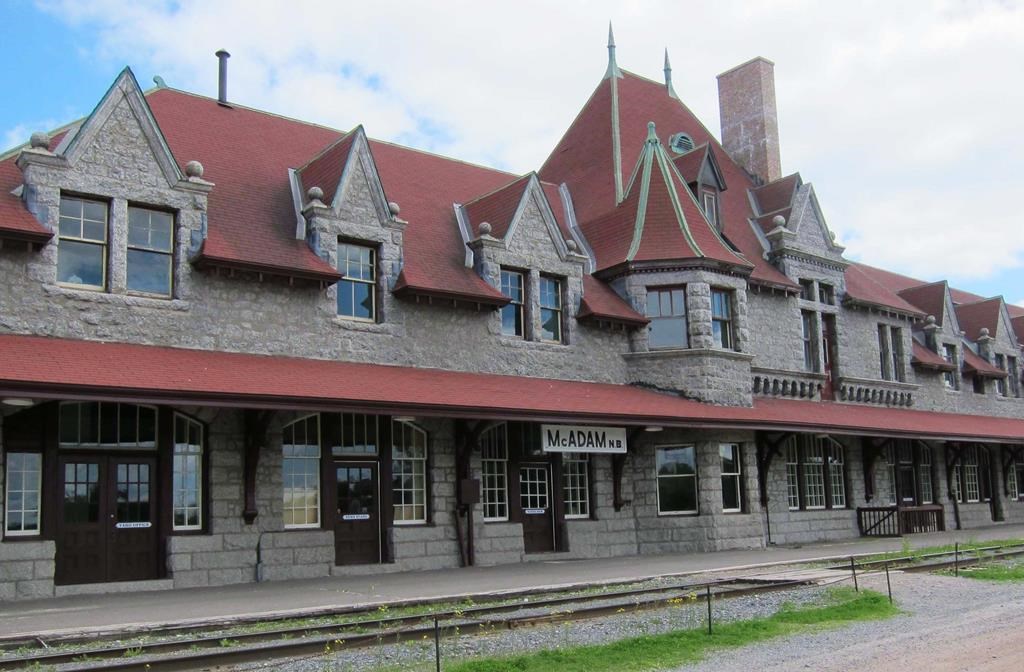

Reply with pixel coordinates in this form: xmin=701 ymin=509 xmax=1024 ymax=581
xmin=942 ymin=344 xmax=959 ymax=390
xmin=58 ymin=196 xmax=108 ymax=290
xmin=799 ymin=279 xmax=815 ymax=301
xmin=539 ymin=276 xmax=563 ymax=343
xmin=817 ymin=283 xmax=835 ymax=306
xmin=701 ymin=190 xmax=718 ymax=229
xmin=500 ymin=269 xmax=525 ymax=338
xmin=337 ymin=242 xmax=376 ymax=321
xmin=127 ymin=207 xmax=174 ymax=297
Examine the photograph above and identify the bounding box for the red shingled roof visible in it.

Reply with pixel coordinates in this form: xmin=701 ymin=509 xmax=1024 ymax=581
xmin=541 ymin=71 xmax=795 ymax=290
xmin=1012 ymin=315 xmax=1024 ymax=343
xmin=462 ymin=174 xmax=533 ymax=240
xmin=897 ymin=281 xmax=948 ymax=325
xmin=368 ymin=139 xmax=512 ymax=303
xmin=751 ymin=173 xmax=800 ymax=215
xmin=580 ymin=127 xmax=751 ymax=273
xmin=844 ymin=264 xmax=925 ymax=316
xmin=962 ymin=345 xmax=1007 ymax=378
xmin=145 ymin=89 xmax=341 ymax=280
xmin=672 ymin=144 xmax=710 ymax=185
xmin=955 ymin=298 xmax=1003 ymax=341
xmin=295 ymin=131 xmax=356 ymax=207
xmin=2 ymin=334 xmax=1023 ymax=442
xmin=578 ymin=275 xmax=648 ymax=326
xmin=911 ymin=341 xmax=955 ymax=371
xmin=0 ymin=132 xmax=69 ymax=244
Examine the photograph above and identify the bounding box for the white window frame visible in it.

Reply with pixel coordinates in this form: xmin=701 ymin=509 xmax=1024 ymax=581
xmin=918 ymin=446 xmax=934 ymax=504
xmin=828 ymin=443 xmax=846 ymax=508
xmin=994 ymin=354 xmax=1008 ymax=397
xmin=785 ymin=440 xmax=800 ymax=510
xmin=801 ymin=310 xmax=819 ymax=372
xmin=720 ymin=443 xmax=742 ymax=513
xmin=539 ymin=275 xmax=563 ymax=344
xmin=4 ymin=452 xmax=43 ymax=537
xmin=561 ymin=452 xmax=590 ymax=519
xmin=711 ymin=289 xmax=735 ymax=350
xmin=655 ymin=445 xmax=699 ymax=515
xmin=959 ymin=447 xmax=981 ymax=503
xmin=481 ymin=424 xmax=509 ymax=522
xmin=890 ymin=326 xmax=905 ymax=382
xmin=878 ymin=324 xmax=892 ymax=381
xmin=57 ymin=195 xmax=108 ymax=291
xmin=392 ymin=420 xmax=428 ymax=525
xmin=646 ymin=287 xmax=689 ymax=349
xmin=702 ymin=190 xmax=717 ymax=228
xmin=282 ymin=414 xmax=322 ymax=529
xmin=126 ymin=205 xmax=175 ymax=298
xmin=172 ymin=413 xmax=203 ymax=531
xmin=942 ymin=344 xmax=959 ymax=390
xmin=499 ymin=269 xmax=526 ymax=338
xmin=802 ymin=441 xmax=826 ymax=509
xmin=336 ymin=242 xmax=377 ymax=322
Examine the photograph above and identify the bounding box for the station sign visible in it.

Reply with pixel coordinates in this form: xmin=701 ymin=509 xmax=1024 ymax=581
xmin=541 ymin=424 xmax=627 ymax=454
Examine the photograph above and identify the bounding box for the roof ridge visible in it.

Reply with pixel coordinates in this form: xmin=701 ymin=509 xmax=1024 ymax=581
xmin=368 ymin=136 xmax=517 ymax=178
xmin=462 ymin=172 xmax=532 ymax=207
xmin=295 ymin=128 xmax=357 ymax=173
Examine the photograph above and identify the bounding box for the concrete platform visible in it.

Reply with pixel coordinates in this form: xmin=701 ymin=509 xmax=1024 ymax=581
xmin=2 ymin=524 xmax=1022 ymax=641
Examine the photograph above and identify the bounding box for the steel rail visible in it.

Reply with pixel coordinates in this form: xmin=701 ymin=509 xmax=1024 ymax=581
xmin=0 ymin=578 xmax=806 ymax=672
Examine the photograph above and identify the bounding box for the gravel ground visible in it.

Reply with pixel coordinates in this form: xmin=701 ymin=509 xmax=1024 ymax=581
xmin=237 ymin=583 xmax=835 ymax=671
xmin=681 ymin=569 xmax=1024 ymax=672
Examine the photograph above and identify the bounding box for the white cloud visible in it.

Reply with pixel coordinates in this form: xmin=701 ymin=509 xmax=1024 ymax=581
xmin=34 ymin=0 xmax=1024 ymax=287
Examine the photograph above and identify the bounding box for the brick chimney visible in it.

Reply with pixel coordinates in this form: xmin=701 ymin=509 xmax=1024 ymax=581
xmin=717 ymin=57 xmax=781 ymax=185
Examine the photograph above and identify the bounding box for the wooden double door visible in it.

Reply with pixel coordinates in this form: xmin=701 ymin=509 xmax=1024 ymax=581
xmin=56 ymin=454 xmax=160 ymax=585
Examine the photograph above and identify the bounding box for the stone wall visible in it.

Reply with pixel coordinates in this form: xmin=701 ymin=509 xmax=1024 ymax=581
xmin=0 ymin=540 xmax=55 ymax=600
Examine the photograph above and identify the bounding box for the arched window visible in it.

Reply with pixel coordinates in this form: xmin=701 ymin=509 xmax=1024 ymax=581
xmin=392 ymin=421 xmax=428 ymax=524
xmin=282 ymin=415 xmax=321 ymax=528
xmin=173 ymin=414 xmax=203 ymax=531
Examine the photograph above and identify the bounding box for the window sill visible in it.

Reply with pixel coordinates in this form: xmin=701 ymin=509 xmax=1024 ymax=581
xmin=497 ymin=336 xmax=571 ymax=350
xmin=331 ymin=317 xmax=392 ymax=334
xmin=656 ymin=511 xmax=699 ymax=517
xmin=44 ymin=284 xmax=190 ymax=311
xmin=625 ymin=348 xmax=754 ymax=362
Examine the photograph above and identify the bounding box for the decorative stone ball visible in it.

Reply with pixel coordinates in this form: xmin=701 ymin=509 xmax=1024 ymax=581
xmin=979 ymin=327 xmax=990 ymax=338
xmin=29 ymin=132 xmax=50 ymax=150
xmin=479 ymin=221 xmax=492 ymax=236
xmin=566 ymin=239 xmax=578 ymax=252
xmin=772 ymin=214 xmax=787 ymax=229
xmin=307 ymin=186 xmax=324 ymax=202
xmin=925 ymin=314 xmax=936 ymax=326
xmin=185 ymin=160 xmax=204 ymax=178
xmin=388 ymin=201 xmax=401 ymax=216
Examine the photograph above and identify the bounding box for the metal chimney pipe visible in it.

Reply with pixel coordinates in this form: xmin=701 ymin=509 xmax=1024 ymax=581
xmin=215 ymin=49 xmax=231 ymax=105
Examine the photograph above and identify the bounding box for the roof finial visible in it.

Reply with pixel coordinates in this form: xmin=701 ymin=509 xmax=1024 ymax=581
xmin=646 ymin=121 xmax=658 ymax=143
xmin=604 ymin=22 xmax=622 ymax=79
xmin=663 ymin=49 xmax=677 ymax=98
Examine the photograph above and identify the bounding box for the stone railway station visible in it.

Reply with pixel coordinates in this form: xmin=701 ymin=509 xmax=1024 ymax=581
xmin=1 ymin=34 xmax=1022 ymax=601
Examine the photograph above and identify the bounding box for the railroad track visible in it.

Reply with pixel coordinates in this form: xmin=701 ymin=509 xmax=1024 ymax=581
xmin=0 ymin=577 xmax=807 ymax=671
xmin=827 ymin=542 xmax=1024 ymax=574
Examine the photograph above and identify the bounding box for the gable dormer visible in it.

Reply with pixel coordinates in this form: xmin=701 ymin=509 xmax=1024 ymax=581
xmin=672 ymin=143 xmax=727 ymax=231
xmin=13 ymin=68 xmax=218 ymax=299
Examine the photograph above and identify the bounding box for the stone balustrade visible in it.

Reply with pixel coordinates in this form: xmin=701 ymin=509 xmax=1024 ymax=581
xmin=838 ymin=376 xmax=918 ymax=407
xmin=751 ymin=368 xmax=827 ymax=400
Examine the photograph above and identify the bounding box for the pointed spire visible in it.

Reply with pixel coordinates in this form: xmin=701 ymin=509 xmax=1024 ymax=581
xmin=663 ymin=49 xmax=677 ymax=98
xmin=604 ymin=22 xmax=622 ymax=79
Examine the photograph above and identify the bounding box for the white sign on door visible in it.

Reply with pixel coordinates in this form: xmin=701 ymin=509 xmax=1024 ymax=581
xmin=541 ymin=424 xmax=627 ymax=454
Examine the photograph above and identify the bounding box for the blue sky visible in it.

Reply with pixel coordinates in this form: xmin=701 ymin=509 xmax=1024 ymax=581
xmin=1 ymin=0 xmax=1021 ymax=307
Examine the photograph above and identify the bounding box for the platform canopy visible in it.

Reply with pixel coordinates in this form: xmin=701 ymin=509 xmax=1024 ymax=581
xmin=1 ymin=334 xmax=1022 ymax=444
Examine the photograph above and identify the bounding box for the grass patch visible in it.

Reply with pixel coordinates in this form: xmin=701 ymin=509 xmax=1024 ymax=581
xmin=445 ymin=588 xmax=897 ymax=672
xmin=954 ymin=563 xmax=1024 ymax=582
